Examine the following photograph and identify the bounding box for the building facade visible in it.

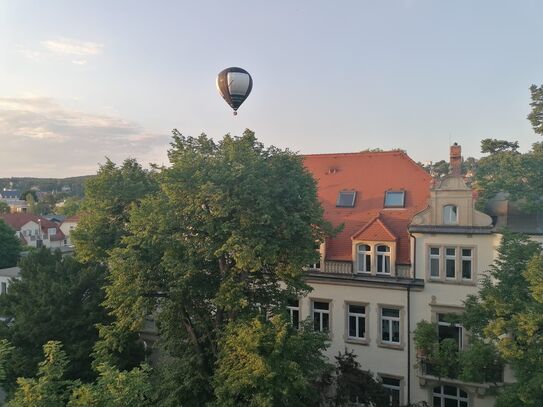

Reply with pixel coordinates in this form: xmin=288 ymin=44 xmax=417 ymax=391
xmin=300 ymin=145 xmax=517 ymax=406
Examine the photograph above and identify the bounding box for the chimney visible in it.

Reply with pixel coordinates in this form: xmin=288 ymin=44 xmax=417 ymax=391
xmin=450 ymin=143 xmax=462 ymax=176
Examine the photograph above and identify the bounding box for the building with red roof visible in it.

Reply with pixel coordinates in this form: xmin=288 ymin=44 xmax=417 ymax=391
xmin=289 ymin=146 xmax=510 ymax=407
xmin=0 ymin=213 xmax=66 ymax=249
xmin=303 ymin=150 xmax=432 ymax=277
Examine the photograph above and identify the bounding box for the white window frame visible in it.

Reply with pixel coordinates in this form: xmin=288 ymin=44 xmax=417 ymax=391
xmin=429 ymin=247 xmax=441 ymax=279
xmin=437 ymin=313 xmax=464 ymax=350
xmin=312 ymin=300 xmax=330 ymax=333
xmin=347 ymin=303 xmax=367 ymax=341
xmin=356 ymin=244 xmax=372 ymax=274
xmin=380 ymin=307 xmax=401 ymax=346
xmin=443 ymin=205 xmax=458 ymax=225
xmin=376 ymin=245 xmax=391 ymax=275
xmin=380 ymin=376 xmax=402 ymax=407
xmin=432 ymin=385 xmax=469 ymax=407
xmin=287 ymin=299 xmax=300 ymax=329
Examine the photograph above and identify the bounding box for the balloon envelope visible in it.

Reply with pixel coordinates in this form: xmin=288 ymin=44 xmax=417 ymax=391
xmin=216 ymin=67 xmax=253 ymax=114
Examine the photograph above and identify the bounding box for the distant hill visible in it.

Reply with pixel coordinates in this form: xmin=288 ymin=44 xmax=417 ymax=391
xmin=0 ymin=176 xmax=92 ymax=197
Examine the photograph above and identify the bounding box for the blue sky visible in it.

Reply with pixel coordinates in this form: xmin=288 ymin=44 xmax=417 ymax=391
xmin=0 ymin=0 xmax=541 ymax=177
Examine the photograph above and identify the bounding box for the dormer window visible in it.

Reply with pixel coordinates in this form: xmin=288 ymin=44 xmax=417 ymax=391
xmin=384 ymin=191 xmax=405 ymax=208
xmin=336 ymin=191 xmax=356 ymax=207
xmin=443 ymin=205 xmax=458 ymax=224
xmin=356 ymin=244 xmax=371 ymax=273
xmin=376 ymin=245 xmax=391 ymax=274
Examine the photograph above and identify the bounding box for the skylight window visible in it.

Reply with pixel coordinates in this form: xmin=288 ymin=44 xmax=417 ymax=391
xmin=336 ymin=191 xmax=356 ymax=207
xmin=384 ymin=191 xmax=405 ymax=208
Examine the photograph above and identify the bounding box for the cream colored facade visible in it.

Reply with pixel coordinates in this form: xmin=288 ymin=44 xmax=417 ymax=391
xmin=302 ymin=171 xmax=526 ymax=406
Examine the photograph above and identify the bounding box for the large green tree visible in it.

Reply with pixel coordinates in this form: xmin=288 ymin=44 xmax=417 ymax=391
xmin=0 ymin=219 xmax=21 ymax=268
xmin=71 ymin=158 xmax=158 ymax=264
xmin=0 ymin=249 xmax=110 ymax=390
xmin=103 ymin=130 xmax=332 ymax=405
xmin=474 ymin=139 xmax=543 ymax=213
xmin=528 ymin=84 xmax=543 ymax=135
xmin=462 ymin=232 xmax=543 ymax=405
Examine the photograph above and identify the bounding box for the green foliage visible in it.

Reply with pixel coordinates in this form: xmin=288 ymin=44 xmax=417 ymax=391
xmin=0 ymin=249 xmax=110 ymax=389
xmin=212 ymin=316 xmax=329 ymax=406
xmin=459 ymin=339 xmax=503 ymax=383
xmin=0 ymin=339 xmax=15 ymax=382
xmin=56 ymin=197 xmax=82 ymax=217
xmin=0 ymin=201 xmax=10 ymax=214
xmin=6 ymin=341 xmax=152 ymax=407
xmin=475 ymin=140 xmax=543 ymax=213
xmin=462 ymin=232 xmax=543 ymax=404
xmin=414 ymin=320 xmax=437 ymax=356
xmin=480 ymin=139 xmax=519 ymax=154
xmin=7 ymin=341 xmax=75 ymax=407
xmin=0 ymin=219 xmax=21 ymax=268
xmin=328 ymin=350 xmax=389 ymax=407
xmin=71 ymin=157 xmax=158 ymax=263
xmin=68 ymin=363 xmax=152 ymax=407
xmin=528 ymin=84 xmax=543 ymax=135
xmin=102 ymin=130 xmax=332 ymax=405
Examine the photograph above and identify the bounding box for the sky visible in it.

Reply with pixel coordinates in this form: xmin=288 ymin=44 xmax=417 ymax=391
xmin=0 ymin=0 xmax=542 ymax=178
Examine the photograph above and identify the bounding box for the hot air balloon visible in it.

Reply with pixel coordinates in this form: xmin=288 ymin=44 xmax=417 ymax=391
xmin=216 ymin=67 xmax=253 ymax=116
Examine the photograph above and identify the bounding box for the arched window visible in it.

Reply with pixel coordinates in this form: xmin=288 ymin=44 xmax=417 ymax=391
xmin=432 ymin=385 xmax=469 ymax=407
xmin=376 ymin=245 xmax=391 ymax=274
xmin=443 ymin=205 xmax=458 ymax=224
xmin=357 ymin=244 xmax=371 ymax=273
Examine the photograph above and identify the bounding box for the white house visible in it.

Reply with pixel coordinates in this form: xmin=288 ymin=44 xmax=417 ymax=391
xmin=0 ymin=213 xmax=67 ymax=249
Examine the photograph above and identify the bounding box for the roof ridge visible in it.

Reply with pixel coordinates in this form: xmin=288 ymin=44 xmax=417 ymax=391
xmin=302 ymin=150 xmax=407 ymax=158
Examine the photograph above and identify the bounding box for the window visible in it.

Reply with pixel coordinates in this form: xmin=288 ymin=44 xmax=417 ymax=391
xmin=312 ymin=301 xmax=330 ymax=332
xmin=287 ymin=299 xmax=300 ymax=329
xmin=381 ymin=307 xmax=400 ymax=345
xmin=438 ymin=313 xmax=463 ymax=350
xmin=347 ymin=304 xmax=366 ymax=340
xmin=445 ymin=248 xmax=456 ymax=279
xmin=376 ymin=245 xmax=391 ymax=274
xmin=309 ymin=260 xmax=321 ymax=270
xmin=1 ymin=282 xmax=6 ymax=295
xmin=443 ymin=205 xmax=458 ymax=224
xmin=432 ymin=385 xmax=469 ymax=407
xmin=384 ymin=191 xmax=405 ymax=208
xmin=428 ymin=246 xmax=475 ymax=282
xmin=429 ymin=247 xmax=440 ymax=278
xmin=356 ymin=244 xmax=371 ymax=273
xmin=461 ymin=249 xmax=472 ymax=280
xmin=382 ymin=377 xmax=401 ymax=407
xmin=336 ymin=191 xmax=356 ymax=207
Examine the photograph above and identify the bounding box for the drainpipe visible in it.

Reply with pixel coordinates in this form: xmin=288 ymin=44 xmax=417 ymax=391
xmin=407 ymin=284 xmax=411 ymax=406
xmin=407 ymin=231 xmax=416 ymax=406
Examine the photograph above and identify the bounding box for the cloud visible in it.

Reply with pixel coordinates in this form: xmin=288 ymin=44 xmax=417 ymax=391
xmin=42 ymin=38 xmax=103 ymax=56
xmin=72 ymin=60 xmax=88 ymax=65
xmin=0 ymin=97 xmax=169 ymax=177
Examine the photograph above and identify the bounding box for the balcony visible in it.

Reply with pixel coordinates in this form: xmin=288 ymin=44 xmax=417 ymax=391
xmin=306 ymin=261 xmax=422 ymax=288
xmin=308 ymin=261 xmax=412 ymax=279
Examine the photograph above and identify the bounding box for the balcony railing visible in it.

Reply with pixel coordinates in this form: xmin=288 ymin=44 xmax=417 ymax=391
xmin=420 ymin=359 xmax=503 ymax=383
xmin=309 ymin=261 xmax=412 ymax=279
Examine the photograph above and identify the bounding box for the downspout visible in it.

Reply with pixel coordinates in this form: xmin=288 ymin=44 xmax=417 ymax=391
xmin=407 ymin=285 xmax=411 ymax=406
xmin=407 ymin=231 xmax=416 ymax=406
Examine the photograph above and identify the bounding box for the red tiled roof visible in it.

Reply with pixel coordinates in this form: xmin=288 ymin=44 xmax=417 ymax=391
xmin=0 ymin=213 xmax=65 ymax=241
xmin=351 ymin=215 xmax=397 ymax=242
xmin=303 ymin=151 xmax=432 ymax=264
